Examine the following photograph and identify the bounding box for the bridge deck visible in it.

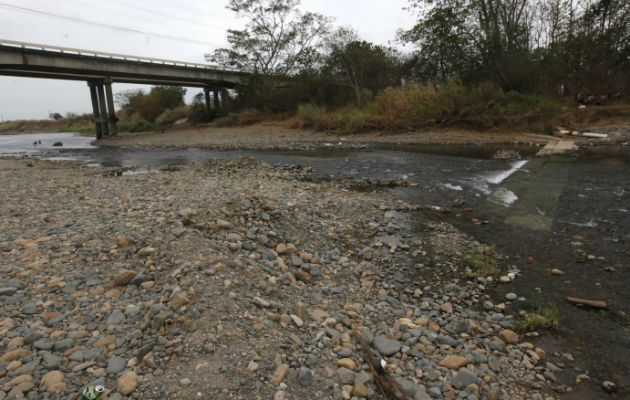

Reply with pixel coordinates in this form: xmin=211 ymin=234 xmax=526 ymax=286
xmin=0 ymin=39 xmax=248 ymax=88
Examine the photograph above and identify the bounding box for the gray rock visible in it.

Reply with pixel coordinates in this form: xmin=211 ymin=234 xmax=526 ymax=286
xmin=22 ymin=302 xmax=38 ymax=314
xmin=456 ymin=320 xmax=470 ymax=334
xmin=130 ymin=274 xmax=150 ymax=286
xmin=483 ymin=301 xmax=494 ymax=310
xmin=106 ymin=356 xmax=126 ymax=375
xmin=506 ymin=293 xmax=517 ymax=301
xmin=436 ymin=336 xmax=459 ymax=347
xmin=297 ymin=367 xmax=313 ymax=386
xmin=373 ymin=336 xmax=402 ymax=356
xmin=428 ymin=387 xmax=442 ymax=398
xmin=337 ymin=367 xmax=355 ymax=385
xmin=106 ymin=309 xmax=125 ymax=325
xmin=360 ymin=330 xmax=374 ymax=345
xmin=450 ymin=368 xmax=478 ymax=389
xmin=42 ymin=352 xmax=62 ymax=369
xmin=33 ymin=338 xmax=54 ymax=351
xmin=180 ymin=377 xmax=192 ymax=386
xmin=53 ymin=338 xmax=74 ymax=352
xmin=0 ymin=287 xmax=17 ymax=296
xmin=489 ymin=339 xmax=504 ymax=351
xmin=488 ymin=355 xmax=501 ymax=372
xmin=337 ymin=348 xmax=353 ymax=358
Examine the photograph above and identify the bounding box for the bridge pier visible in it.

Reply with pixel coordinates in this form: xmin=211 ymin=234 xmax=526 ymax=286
xmin=104 ymin=78 xmax=117 ymax=137
xmin=96 ymin=84 xmax=110 ymax=137
xmin=204 ymin=87 xmax=212 ymax=115
xmin=213 ymin=89 xmax=220 ymax=112
xmin=88 ymin=81 xmax=104 ymax=139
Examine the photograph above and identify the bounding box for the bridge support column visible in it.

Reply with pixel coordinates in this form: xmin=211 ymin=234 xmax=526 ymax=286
xmin=88 ymin=81 xmax=103 ymax=140
xmin=213 ymin=89 xmax=219 ymax=112
xmin=104 ymin=78 xmax=117 ymax=137
xmin=96 ymin=84 xmax=110 ymax=137
xmin=220 ymin=89 xmax=229 ymax=112
xmin=203 ymin=87 xmax=211 ymax=115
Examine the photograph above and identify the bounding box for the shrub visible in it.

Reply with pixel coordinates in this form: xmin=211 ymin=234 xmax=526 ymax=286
xmin=117 ymin=120 xmax=155 ymax=133
xmin=516 ymin=304 xmax=559 ymax=332
xmin=156 ymin=106 xmax=190 ymax=126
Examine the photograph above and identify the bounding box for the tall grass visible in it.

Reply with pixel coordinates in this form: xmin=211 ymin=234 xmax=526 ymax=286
xmin=293 ymin=81 xmax=564 ymax=134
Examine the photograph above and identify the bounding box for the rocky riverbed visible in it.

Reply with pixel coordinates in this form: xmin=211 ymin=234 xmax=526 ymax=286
xmin=0 ymin=157 xmax=596 ymax=400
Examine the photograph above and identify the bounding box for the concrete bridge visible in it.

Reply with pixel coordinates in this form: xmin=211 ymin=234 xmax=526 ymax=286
xmin=0 ymin=39 xmax=250 ymax=138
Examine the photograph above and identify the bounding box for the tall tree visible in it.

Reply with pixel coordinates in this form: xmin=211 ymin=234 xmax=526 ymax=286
xmin=326 ymin=27 xmax=403 ymax=102
xmin=206 ymin=0 xmax=331 ymax=76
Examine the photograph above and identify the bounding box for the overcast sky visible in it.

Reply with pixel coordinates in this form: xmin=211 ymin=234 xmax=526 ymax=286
xmin=0 ymin=0 xmax=416 ymax=121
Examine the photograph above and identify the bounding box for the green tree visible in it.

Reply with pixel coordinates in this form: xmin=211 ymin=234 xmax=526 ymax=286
xmin=206 ymin=0 xmax=331 ymax=108
xmin=207 ymin=0 xmax=330 ymax=75
xmin=326 ymin=27 xmax=404 ymax=102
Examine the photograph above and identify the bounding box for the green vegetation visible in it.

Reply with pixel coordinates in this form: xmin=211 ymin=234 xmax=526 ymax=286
xmin=204 ymin=0 xmax=628 ymax=133
xmin=463 ymin=246 xmax=501 ymax=277
xmin=516 ymin=304 xmax=559 ymax=332
xmin=4 ymin=0 xmax=627 ymax=135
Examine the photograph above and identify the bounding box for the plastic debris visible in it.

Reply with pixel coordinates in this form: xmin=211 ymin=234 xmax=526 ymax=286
xmin=82 ymin=385 xmax=105 ymax=400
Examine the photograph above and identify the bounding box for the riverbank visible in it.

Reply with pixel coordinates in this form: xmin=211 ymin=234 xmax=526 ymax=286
xmin=96 ymin=123 xmax=630 ymax=151
xmin=1 ymin=156 xmax=603 ymax=400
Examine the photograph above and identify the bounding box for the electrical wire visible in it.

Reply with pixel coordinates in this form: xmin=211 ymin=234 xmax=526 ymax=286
xmin=0 ymin=2 xmax=223 ymax=47
xmin=59 ymin=0 xmax=220 ymax=37
xmin=100 ymin=0 xmax=227 ymax=31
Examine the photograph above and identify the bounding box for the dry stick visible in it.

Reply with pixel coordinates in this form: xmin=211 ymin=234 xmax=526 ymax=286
xmin=566 ymin=297 xmax=608 ymax=309
xmin=354 ymin=331 xmax=414 ymax=400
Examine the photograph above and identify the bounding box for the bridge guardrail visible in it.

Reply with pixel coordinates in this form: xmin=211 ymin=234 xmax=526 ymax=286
xmin=0 ymin=39 xmax=243 ymax=74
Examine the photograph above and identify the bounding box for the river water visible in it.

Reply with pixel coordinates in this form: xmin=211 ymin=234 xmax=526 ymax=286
xmin=2 ymin=132 xmax=629 ymax=398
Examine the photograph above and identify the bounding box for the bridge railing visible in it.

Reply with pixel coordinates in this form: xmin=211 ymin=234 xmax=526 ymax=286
xmin=0 ymin=39 xmax=243 ymax=73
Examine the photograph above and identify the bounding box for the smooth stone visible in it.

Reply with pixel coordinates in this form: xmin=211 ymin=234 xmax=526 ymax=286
xmin=373 ymin=336 xmax=402 ymax=356
xmin=450 ymin=368 xmax=478 ymax=389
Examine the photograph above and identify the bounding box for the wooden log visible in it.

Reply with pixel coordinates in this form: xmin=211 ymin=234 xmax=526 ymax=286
xmin=566 ymin=297 xmax=608 ymax=309
xmin=354 ymin=331 xmax=414 ymax=400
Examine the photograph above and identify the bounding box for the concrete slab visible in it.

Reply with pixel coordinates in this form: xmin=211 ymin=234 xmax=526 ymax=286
xmin=536 ymin=140 xmax=575 ymax=156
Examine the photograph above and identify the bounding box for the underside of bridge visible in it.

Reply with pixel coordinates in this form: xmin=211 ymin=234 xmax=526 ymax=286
xmin=0 ymin=41 xmax=249 ymax=138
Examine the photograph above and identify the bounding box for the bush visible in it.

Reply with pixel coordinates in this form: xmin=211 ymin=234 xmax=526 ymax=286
xmin=117 ymin=120 xmax=155 ymax=133
xmin=212 ymin=109 xmax=265 ymax=127
xmin=292 ymin=80 xmax=563 ymax=134
xmin=156 ymin=106 xmax=190 ymax=126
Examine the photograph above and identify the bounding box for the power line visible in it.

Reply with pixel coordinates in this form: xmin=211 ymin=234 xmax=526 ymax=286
xmin=0 ymin=2 xmax=222 ymax=47
xmin=101 ymin=0 xmax=227 ymax=31
xmin=59 ymin=0 xmax=220 ymax=37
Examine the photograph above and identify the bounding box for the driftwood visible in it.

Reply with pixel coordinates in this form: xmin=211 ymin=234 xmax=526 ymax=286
xmin=566 ymin=297 xmax=608 ymax=309
xmin=354 ymin=331 xmax=414 ymax=400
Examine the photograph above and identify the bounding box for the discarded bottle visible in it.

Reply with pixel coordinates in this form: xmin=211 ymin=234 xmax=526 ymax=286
xmin=82 ymin=385 xmax=105 ymax=399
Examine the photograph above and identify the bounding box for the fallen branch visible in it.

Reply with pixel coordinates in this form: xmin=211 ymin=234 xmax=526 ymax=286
xmin=566 ymin=297 xmax=608 ymax=309
xmin=354 ymin=331 xmax=414 ymax=400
